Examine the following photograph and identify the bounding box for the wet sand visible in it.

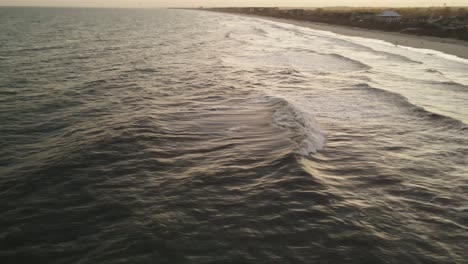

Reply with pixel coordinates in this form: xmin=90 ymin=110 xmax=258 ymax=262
xmin=241 ymin=14 xmax=468 ymax=60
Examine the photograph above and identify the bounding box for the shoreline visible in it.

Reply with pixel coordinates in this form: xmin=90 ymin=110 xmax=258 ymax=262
xmin=219 ymin=12 xmax=468 ymax=60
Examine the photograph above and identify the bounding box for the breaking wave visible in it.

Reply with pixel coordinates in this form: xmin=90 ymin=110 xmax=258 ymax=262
xmin=270 ymin=97 xmax=326 ymax=155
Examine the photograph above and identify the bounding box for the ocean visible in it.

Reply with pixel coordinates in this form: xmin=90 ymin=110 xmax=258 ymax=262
xmin=0 ymin=7 xmax=467 ymax=264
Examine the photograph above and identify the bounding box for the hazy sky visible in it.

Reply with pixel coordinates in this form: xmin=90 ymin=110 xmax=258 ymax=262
xmin=1 ymin=0 xmax=467 ymax=8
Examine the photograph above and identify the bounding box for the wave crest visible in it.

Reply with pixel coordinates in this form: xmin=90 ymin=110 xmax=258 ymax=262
xmin=271 ymin=98 xmax=326 ymax=155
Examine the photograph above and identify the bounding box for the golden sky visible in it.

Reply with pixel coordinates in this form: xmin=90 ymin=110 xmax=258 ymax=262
xmin=1 ymin=0 xmax=467 ymax=7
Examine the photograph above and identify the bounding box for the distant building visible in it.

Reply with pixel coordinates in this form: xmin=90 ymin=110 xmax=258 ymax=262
xmin=287 ymin=9 xmax=306 ymax=16
xmin=408 ymin=16 xmax=430 ymax=24
xmin=351 ymin=12 xmax=376 ymax=21
xmin=376 ymin=10 xmax=403 ymax=22
xmin=252 ymin=7 xmax=279 ymax=15
xmin=447 ymin=17 xmax=467 ymax=29
xmin=428 ymin=15 xmax=444 ymax=24
xmin=430 ymin=16 xmax=467 ymax=29
xmin=263 ymin=7 xmax=280 ymax=15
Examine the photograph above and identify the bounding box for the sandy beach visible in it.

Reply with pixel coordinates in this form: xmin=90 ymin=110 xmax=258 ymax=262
xmin=240 ymin=14 xmax=468 ymax=60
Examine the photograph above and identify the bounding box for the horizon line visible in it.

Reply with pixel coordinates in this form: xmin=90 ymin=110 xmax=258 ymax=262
xmin=1 ymin=5 xmax=466 ymax=9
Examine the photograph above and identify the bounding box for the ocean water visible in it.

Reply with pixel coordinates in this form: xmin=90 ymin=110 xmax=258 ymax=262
xmin=1 ymin=7 xmax=467 ymax=264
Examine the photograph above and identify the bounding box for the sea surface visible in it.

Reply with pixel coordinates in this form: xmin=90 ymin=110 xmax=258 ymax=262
xmin=1 ymin=7 xmax=468 ymax=264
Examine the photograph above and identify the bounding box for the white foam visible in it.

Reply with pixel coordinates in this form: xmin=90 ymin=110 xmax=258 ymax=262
xmin=254 ymin=17 xmax=468 ymax=65
xmin=272 ymin=100 xmax=326 ymax=155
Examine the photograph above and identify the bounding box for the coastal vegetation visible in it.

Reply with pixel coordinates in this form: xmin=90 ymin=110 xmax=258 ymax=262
xmin=205 ymin=7 xmax=468 ymax=41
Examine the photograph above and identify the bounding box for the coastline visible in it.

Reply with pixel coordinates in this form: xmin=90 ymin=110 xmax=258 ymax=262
xmin=220 ymin=12 xmax=468 ymax=60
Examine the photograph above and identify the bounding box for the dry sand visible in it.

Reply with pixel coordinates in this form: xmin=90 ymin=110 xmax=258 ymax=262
xmin=241 ymin=14 xmax=468 ymax=60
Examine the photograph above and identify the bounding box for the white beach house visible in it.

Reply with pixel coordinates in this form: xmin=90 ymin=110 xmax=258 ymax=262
xmin=376 ymin=10 xmax=403 ymax=22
